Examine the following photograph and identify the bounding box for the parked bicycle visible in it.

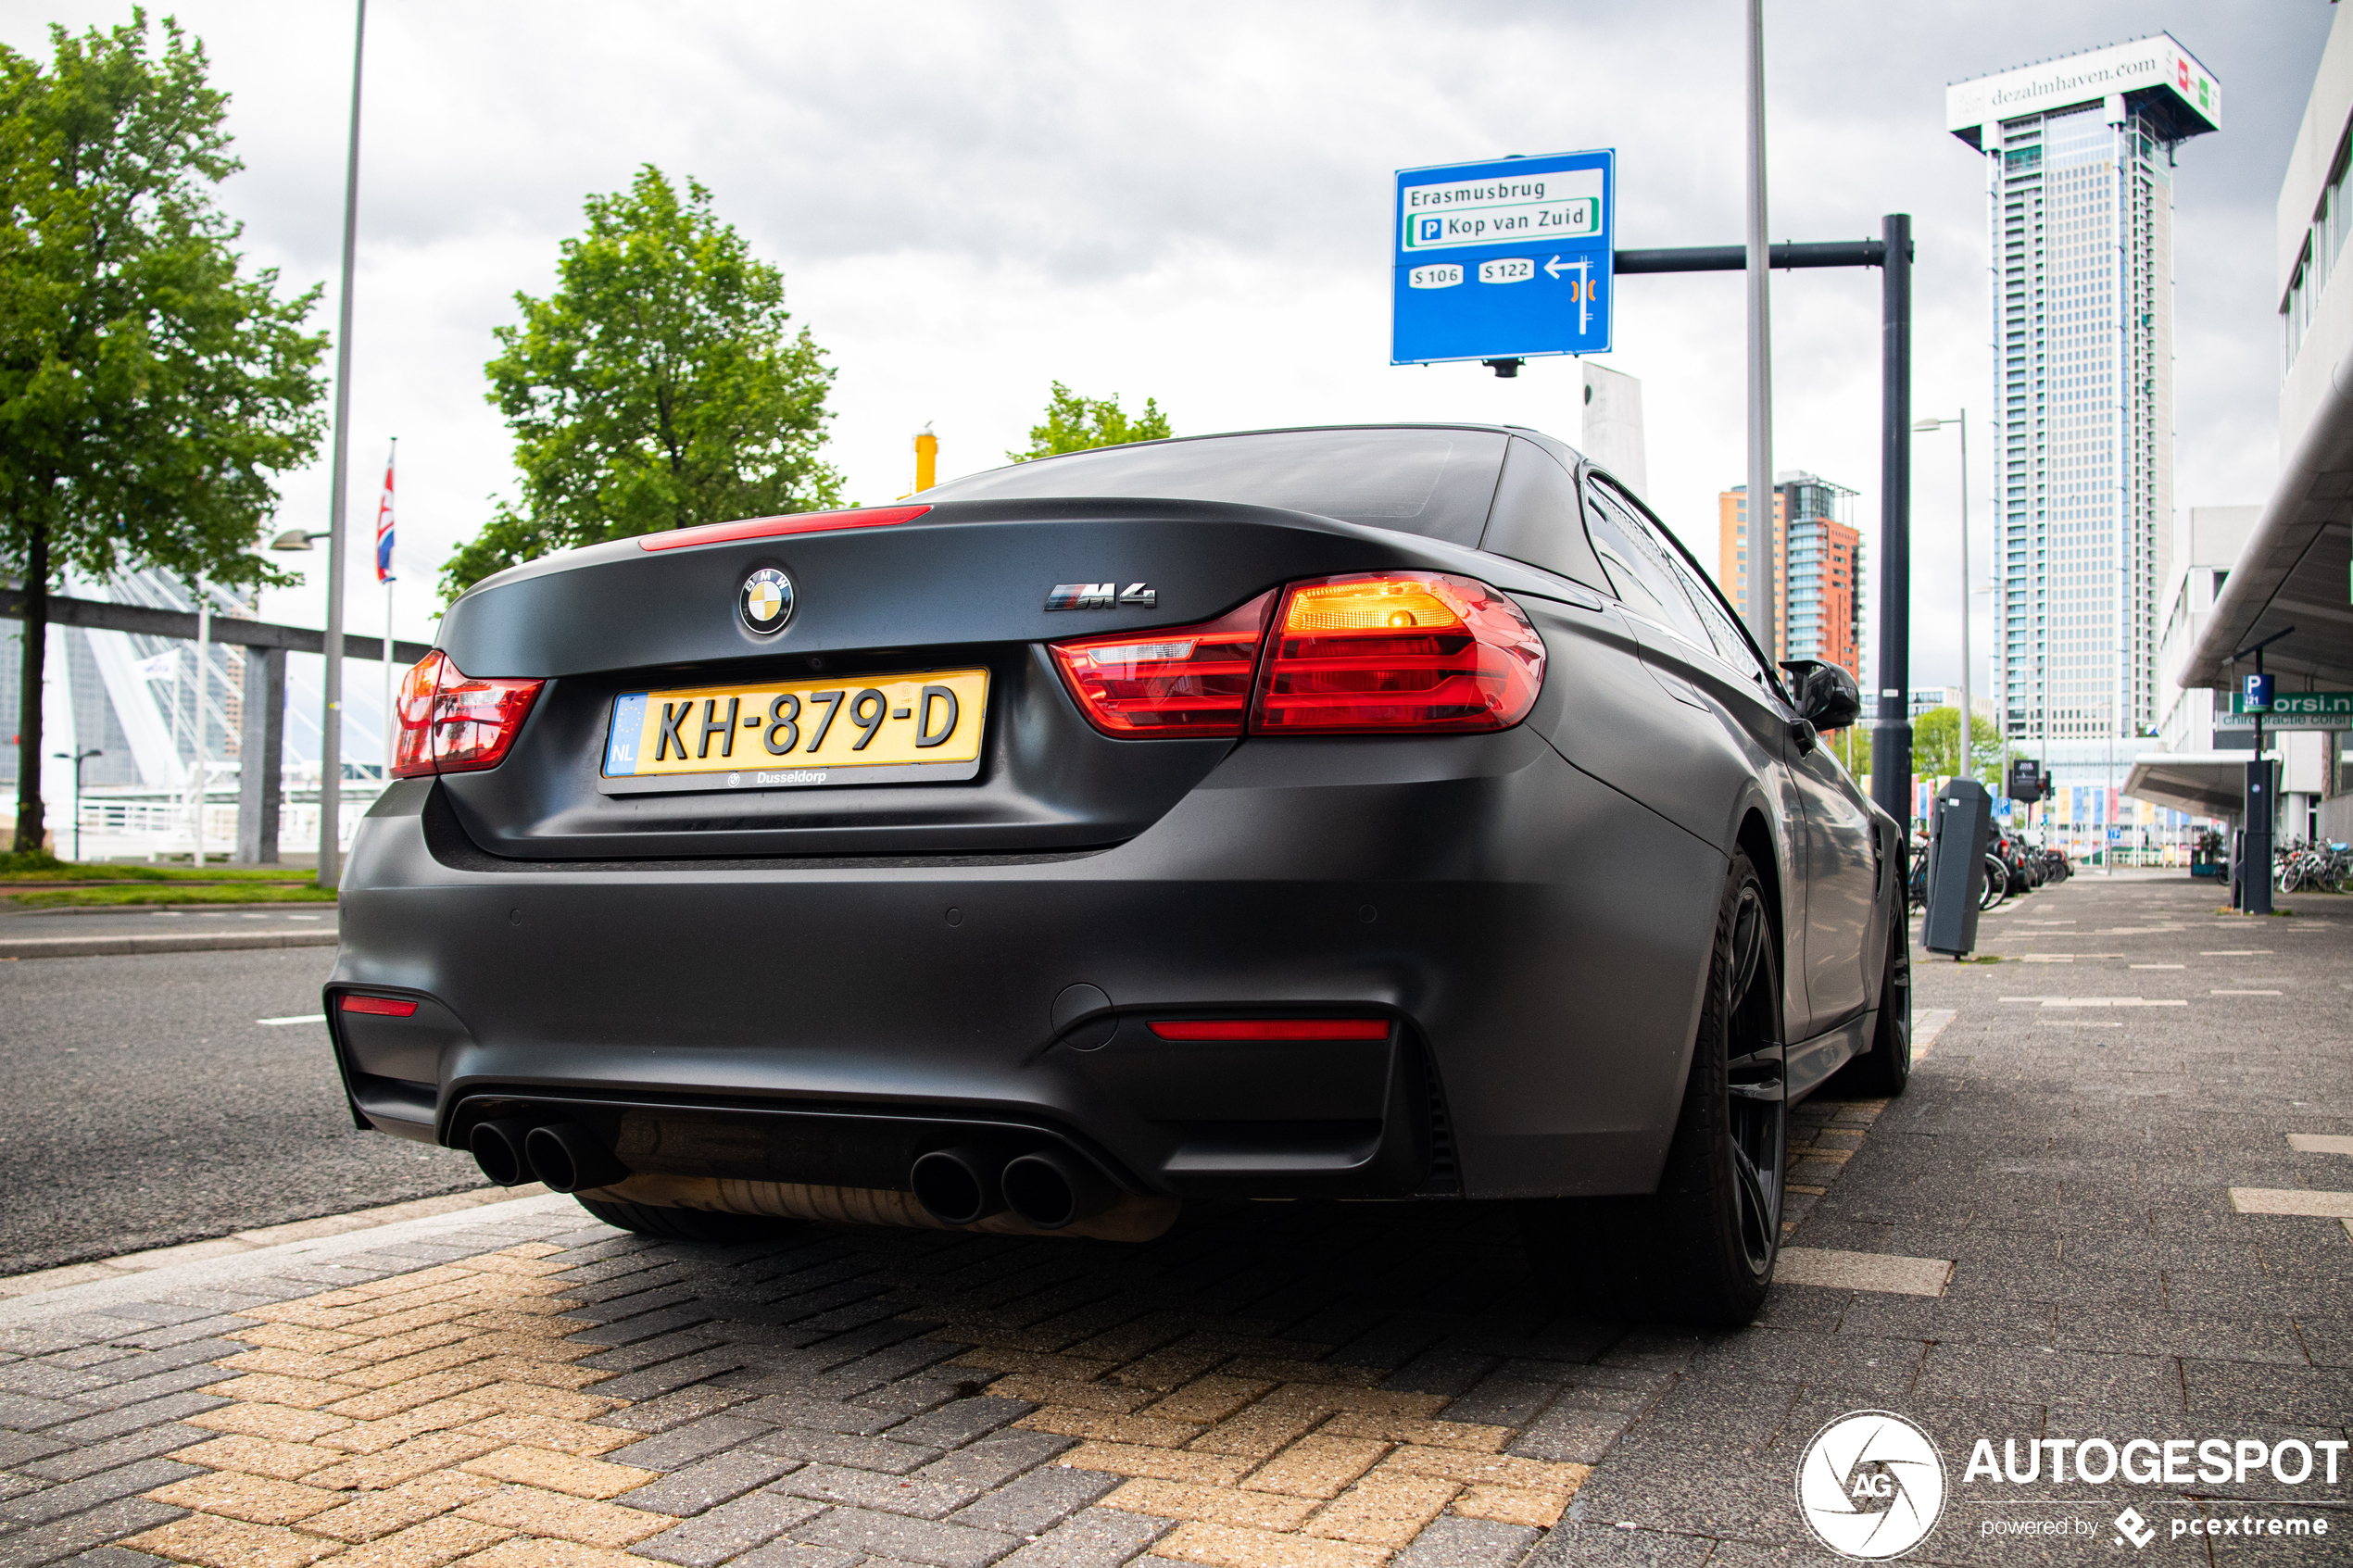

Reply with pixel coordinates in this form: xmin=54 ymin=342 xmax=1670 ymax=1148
xmin=1905 ymin=834 xmax=2010 ymax=911
xmin=2277 ymin=841 xmax=2352 ymax=894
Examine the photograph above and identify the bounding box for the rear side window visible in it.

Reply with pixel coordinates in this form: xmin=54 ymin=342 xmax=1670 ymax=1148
xmin=1602 ymin=479 xmax=1777 ymax=688
xmin=1582 ymin=481 xmax=1714 ymax=650
xmin=1479 ymin=439 xmax=1606 ymax=591
xmin=923 ymin=427 xmax=1508 ymax=546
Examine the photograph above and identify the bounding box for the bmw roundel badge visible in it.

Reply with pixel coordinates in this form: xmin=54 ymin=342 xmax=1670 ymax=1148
xmin=739 ymin=567 xmax=794 ymax=635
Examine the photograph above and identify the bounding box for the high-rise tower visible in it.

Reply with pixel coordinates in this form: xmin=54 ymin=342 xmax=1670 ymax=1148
xmin=1947 ymin=39 xmax=2220 ymax=766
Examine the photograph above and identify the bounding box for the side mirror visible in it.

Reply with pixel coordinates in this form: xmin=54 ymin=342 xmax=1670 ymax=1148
xmin=1779 ymin=659 xmax=1862 ymax=733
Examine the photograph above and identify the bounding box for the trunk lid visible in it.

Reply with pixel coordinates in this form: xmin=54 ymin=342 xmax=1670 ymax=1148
xmin=430 ymin=499 xmax=1554 ymax=859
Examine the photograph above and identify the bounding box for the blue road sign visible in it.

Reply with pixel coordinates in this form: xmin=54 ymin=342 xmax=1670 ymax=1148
xmin=1392 ymin=149 xmax=1614 ymax=365
xmin=2245 ymin=672 xmax=2275 ymax=712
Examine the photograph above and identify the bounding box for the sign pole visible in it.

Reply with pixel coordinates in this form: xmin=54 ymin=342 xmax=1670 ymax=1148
xmin=1869 ymin=214 xmax=1914 ymax=832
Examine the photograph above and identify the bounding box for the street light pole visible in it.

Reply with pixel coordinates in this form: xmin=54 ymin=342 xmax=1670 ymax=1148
xmin=52 ymin=748 xmax=100 ymax=861
xmin=318 ymin=0 xmax=367 ymax=889
xmin=1915 ymin=413 xmax=1970 ymax=785
xmin=1742 ymin=0 xmax=1775 ymax=663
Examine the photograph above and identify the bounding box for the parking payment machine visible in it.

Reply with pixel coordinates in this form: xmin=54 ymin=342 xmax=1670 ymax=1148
xmin=1924 ymin=778 xmax=1993 ymax=958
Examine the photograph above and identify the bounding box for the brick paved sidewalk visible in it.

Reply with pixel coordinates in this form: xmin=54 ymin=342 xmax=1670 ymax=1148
xmin=6 ymin=875 xmax=2343 ymax=1568
xmin=0 ymin=1187 xmax=1665 ymax=1568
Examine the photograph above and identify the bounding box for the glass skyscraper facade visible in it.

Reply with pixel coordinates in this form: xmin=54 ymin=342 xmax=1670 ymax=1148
xmin=1948 ymin=38 xmax=2220 ymax=760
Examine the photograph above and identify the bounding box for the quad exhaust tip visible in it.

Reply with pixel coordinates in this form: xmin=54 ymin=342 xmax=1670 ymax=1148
xmin=523 ymin=1123 xmax=629 ymax=1194
xmin=910 ymin=1144 xmax=1121 ymax=1231
xmin=910 ymin=1145 xmax=1009 ymax=1226
xmin=468 ymin=1116 xmax=535 ymax=1187
xmin=468 ymin=1116 xmax=629 ymax=1193
xmin=1002 ymin=1148 xmax=1115 ymax=1231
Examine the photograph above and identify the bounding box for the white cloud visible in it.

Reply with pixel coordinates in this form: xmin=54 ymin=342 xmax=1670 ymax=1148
xmin=0 ymin=0 xmax=2328 ymax=697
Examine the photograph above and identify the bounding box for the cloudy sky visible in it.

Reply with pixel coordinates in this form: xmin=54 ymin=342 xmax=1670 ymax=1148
xmin=2 ymin=0 xmax=2334 ymax=715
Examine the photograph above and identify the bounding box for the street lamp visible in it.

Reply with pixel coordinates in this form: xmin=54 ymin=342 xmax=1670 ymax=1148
xmin=50 ymin=748 xmax=101 ymax=862
xmin=1913 ymin=414 xmax=1973 ymax=790
xmin=269 ymin=529 xmax=331 ymax=551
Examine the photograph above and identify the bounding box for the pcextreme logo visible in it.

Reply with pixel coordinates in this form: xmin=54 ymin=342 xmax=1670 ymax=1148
xmin=1797 ymin=1411 xmax=1947 ymax=1560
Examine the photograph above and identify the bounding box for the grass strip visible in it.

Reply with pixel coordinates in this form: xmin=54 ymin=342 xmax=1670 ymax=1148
xmin=0 ymin=852 xmax=312 ymax=884
xmin=7 ymin=884 xmax=339 ymax=908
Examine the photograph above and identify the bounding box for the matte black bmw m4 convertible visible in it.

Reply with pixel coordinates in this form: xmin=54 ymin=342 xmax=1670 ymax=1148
xmin=333 ymin=423 xmax=1908 ymax=1325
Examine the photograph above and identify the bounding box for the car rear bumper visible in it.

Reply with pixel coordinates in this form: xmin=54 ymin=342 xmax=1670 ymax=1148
xmin=331 ymin=729 xmax=1725 ymax=1202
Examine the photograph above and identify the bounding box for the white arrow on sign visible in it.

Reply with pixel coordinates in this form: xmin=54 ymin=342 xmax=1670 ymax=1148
xmin=1546 ymin=255 xmax=1594 ymax=333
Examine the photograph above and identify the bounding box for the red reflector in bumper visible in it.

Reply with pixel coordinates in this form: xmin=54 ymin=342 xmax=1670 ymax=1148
xmin=1148 ymin=1019 xmax=1390 ymax=1041
xmin=340 ymin=995 xmax=419 ymax=1017
xmin=638 ymin=505 xmax=930 ymax=551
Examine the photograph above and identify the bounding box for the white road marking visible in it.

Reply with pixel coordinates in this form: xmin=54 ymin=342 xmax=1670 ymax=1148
xmin=2039 ymin=1021 xmax=2122 ymax=1028
xmin=257 ymin=1014 xmax=327 ymax=1026
xmin=1776 ymin=1247 xmax=1953 ymax=1297
xmin=2202 ymin=950 xmax=2272 ymax=956
xmin=2209 ymin=989 xmax=2282 ymax=997
xmin=1999 ymin=997 xmax=2188 ymax=1008
xmin=2287 ymin=1135 xmax=2353 ymax=1156
xmin=2229 ymin=1187 xmax=2353 ymax=1219
xmin=2131 ymin=963 xmax=2185 ymax=970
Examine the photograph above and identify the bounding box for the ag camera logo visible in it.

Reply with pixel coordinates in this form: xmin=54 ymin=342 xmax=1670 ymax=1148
xmin=1797 ymin=1411 xmax=1946 ymax=1560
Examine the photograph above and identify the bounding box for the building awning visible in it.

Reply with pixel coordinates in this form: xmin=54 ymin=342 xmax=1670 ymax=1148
xmin=2121 ymin=750 xmax=2276 ymax=820
xmin=2179 ymin=340 xmax=2353 ymax=692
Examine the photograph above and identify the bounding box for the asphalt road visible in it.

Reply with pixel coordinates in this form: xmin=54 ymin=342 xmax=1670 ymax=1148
xmin=0 ymin=947 xmax=485 ymax=1277
xmin=0 ymin=904 xmax=338 ymax=939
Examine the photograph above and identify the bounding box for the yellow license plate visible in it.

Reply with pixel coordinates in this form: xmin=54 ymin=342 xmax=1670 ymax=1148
xmin=599 ymin=668 xmax=988 ymax=795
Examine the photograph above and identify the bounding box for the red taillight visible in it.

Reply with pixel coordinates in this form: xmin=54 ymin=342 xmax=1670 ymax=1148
xmin=388 ymin=650 xmax=545 ymax=779
xmin=340 ymin=995 xmax=418 ymax=1017
xmin=431 ymin=665 xmax=545 ymax=772
xmin=1050 ymin=592 xmax=1275 ymax=737
xmin=1253 ymin=572 xmax=1544 ymax=734
xmin=1049 ymin=573 xmax=1542 ymax=739
xmin=1149 ymin=1019 xmax=1390 ymax=1040
xmin=637 ymin=505 xmax=930 ymax=552
xmin=390 ymin=651 xmax=445 ymax=779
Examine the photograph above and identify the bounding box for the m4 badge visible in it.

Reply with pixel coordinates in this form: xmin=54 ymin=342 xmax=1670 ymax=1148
xmin=1045 ymin=583 xmax=1157 ymax=610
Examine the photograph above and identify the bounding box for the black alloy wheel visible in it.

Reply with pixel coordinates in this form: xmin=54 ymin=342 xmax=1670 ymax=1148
xmin=1720 ymin=882 xmax=1789 ymax=1278
xmin=1520 ymin=848 xmax=1788 ymax=1327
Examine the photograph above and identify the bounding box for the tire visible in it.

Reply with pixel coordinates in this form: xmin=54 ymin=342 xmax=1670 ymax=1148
xmin=573 ymin=1197 xmax=803 ymax=1244
xmin=1520 ymin=849 xmax=1787 ymax=1327
xmin=1829 ymin=910 xmax=1911 ymax=1098
xmin=1979 ymin=855 xmax=2006 ymax=910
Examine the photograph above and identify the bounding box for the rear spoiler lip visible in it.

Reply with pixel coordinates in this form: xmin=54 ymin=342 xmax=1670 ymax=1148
xmin=449 ymin=497 xmax=1387 ymax=601
xmin=637 ymin=505 xmax=932 ymax=553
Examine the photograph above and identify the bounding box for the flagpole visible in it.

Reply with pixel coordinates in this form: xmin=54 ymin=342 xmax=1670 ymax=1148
xmin=383 ymin=579 xmax=394 ymax=776
xmin=378 ymin=436 xmax=396 ymax=778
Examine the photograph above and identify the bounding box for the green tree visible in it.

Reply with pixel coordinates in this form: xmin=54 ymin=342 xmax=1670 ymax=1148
xmin=1007 ymin=382 xmax=1172 ymax=462
xmin=1 ymin=12 xmax=327 ymax=854
xmin=1910 ymin=705 xmax=2003 ymax=787
xmin=442 ymin=167 xmax=841 ymax=598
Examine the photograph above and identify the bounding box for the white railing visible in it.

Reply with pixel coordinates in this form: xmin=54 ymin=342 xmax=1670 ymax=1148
xmin=69 ymin=784 xmax=381 ymax=863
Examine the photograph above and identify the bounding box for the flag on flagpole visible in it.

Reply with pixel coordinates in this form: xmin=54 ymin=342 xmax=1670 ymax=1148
xmin=373 ymin=445 xmax=396 ymax=583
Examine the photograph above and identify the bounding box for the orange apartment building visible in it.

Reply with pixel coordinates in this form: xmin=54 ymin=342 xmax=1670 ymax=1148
xmin=1716 ymin=470 xmax=1863 ymax=678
